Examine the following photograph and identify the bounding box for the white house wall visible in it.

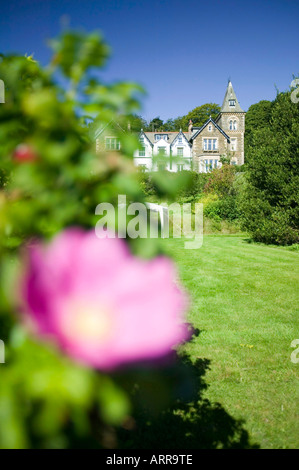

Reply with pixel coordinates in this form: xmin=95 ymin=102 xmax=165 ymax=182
xmin=153 ymin=138 xmax=171 ymax=156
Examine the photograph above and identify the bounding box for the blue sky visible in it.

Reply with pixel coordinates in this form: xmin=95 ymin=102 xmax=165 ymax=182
xmin=1 ymin=0 xmax=298 ymax=122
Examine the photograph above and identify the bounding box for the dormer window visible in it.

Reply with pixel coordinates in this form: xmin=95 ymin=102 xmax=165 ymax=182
xmin=155 ymin=134 xmax=168 ymax=141
xmin=229 ymin=99 xmax=236 ymax=107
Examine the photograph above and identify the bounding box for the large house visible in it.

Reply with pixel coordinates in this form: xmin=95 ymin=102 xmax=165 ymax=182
xmin=95 ymin=81 xmax=245 ymax=173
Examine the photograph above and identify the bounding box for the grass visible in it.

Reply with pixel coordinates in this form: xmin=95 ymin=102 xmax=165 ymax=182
xmin=161 ymin=235 xmax=299 ymax=449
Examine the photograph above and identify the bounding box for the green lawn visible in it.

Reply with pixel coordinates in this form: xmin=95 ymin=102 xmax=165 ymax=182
xmin=162 ymin=235 xmax=299 ymax=449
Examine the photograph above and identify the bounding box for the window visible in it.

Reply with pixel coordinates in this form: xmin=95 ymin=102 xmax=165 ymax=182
xmin=214 ymin=160 xmax=218 ymax=168
xmin=208 ymin=125 xmax=212 ymax=132
xmin=158 ymin=147 xmax=166 ymax=155
xmin=203 ymin=139 xmax=217 ymax=151
xmin=230 ymin=120 xmax=237 ymax=130
xmin=205 ymin=159 xmax=209 ymax=172
xmin=177 ymin=164 xmax=184 ymax=171
xmin=209 ymin=159 xmax=213 ymax=170
xmin=139 ymin=147 xmax=145 ymax=156
xmin=105 ymin=137 xmax=120 ymax=150
xmin=155 ymin=134 xmax=168 ymax=141
xmin=177 ymin=147 xmax=184 ymax=156
xmin=178 ymin=136 xmax=183 ymax=144
xmin=230 ymin=138 xmax=237 ymax=151
xmin=229 ymin=99 xmax=236 ymax=107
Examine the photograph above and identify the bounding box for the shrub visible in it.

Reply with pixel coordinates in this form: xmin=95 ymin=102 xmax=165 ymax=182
xmin=204 ymin=164 xmax=237 ymax=198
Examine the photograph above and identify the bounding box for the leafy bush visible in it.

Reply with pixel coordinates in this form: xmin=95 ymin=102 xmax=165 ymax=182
xmin=0 ymin=31 xmax=195 ymax=449
xmin=199 ymin=165 xmax=241 ymax=222
xmin=139 ymin=170 xmax=208 ymax=202
xmin=204 ymin=164 xmax=237 ymax=198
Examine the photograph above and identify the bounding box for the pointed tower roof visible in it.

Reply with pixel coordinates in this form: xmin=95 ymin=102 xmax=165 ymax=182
xmin=221 ymin=81 xmax=244 ymax=113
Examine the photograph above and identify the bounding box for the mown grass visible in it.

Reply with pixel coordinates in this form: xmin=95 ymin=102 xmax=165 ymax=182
xmin=162 ymin=235 xmax=299 ymax=449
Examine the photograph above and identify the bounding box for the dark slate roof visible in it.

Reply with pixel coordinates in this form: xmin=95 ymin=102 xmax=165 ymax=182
xmin=189 ymin=117 xmax=230 ymax=142
xmin=221 ymin=81 xmax=244 ymax=113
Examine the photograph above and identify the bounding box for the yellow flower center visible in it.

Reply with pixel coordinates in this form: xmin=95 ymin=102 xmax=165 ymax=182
xmin=61 ymin=300 xmax=113 ymax=344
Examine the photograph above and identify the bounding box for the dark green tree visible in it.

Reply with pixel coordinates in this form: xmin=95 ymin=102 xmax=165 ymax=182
xmin=244 ymin=100 xmax=273 ymax=162
xmin=147 ymin=116 xmax=164 ymax=131
xmin=163 ymin=118 xmax=176 ymax=131
xmin=240 ymin=88 xmax=299 ymax=245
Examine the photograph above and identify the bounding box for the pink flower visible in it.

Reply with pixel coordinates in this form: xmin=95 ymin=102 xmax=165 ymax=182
xmin=13 ymin=144 xmax=38 ymax=163
xmin=20 ymin=228 xmax=190 ymax=370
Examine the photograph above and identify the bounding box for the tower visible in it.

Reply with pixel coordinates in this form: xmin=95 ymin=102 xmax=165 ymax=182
xmin=215 ymin=81 xmax=246 ymax=165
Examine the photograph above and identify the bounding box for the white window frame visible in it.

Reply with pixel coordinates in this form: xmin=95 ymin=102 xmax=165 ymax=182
xmin=158 ymin=146 xmax=166 ymax=156
xmin=139 ymin=147 xmax=146 ymax=156
xmin=203 ymin=138 xmax=218 ymax=151
xmin=105 ymin=137 xmax=120 ymax=150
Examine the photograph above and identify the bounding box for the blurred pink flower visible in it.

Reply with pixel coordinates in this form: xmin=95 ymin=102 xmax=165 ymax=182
xmin=13 ymin=144 xmax=38 ymax=163
xmin=21 ymin=228 xmax=190 ymax=370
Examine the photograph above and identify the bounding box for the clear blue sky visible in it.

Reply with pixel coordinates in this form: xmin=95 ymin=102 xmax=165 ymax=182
xmin=1 ymin=0 xmax=298 ymax=122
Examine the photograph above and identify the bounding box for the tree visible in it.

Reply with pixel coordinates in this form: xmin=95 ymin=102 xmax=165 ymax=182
xmin=240 ymin=88 xmax=299 ymax=245
xmin=181 ymin=103 xmax=221 ymax=130
xmin=147 ymin=116 xmax=164 ymax=131
xmin=123 ymin=113 xmax=147 ymax=132
xmin=172 ymin=116 xmax=185 ymax=131
xmin=244 ymin=100 xmax=273 ymax=162
xmin=163 ymin=118 xmax=176 ymax=131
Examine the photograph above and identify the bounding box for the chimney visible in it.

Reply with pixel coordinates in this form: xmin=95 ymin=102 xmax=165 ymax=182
xmin=188 ymin=119 xmax=193 ymax=134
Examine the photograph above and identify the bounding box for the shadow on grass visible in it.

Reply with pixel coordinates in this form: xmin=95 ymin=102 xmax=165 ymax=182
xmin=113 ymin=329 xmax=259 ymax=449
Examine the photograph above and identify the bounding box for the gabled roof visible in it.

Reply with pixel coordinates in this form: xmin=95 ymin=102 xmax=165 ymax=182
xmin=189 ymin=117 xmax=230 ymax=142
xmin=221 ymin=81 xmax=244 ymax=113
xmin=171 ymin=129 xmax=192 ymax=148
xmin=139 ymin=130 xmax=153 ymax=147
xmin=94 ymin=119 xmax=126 ymax=140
